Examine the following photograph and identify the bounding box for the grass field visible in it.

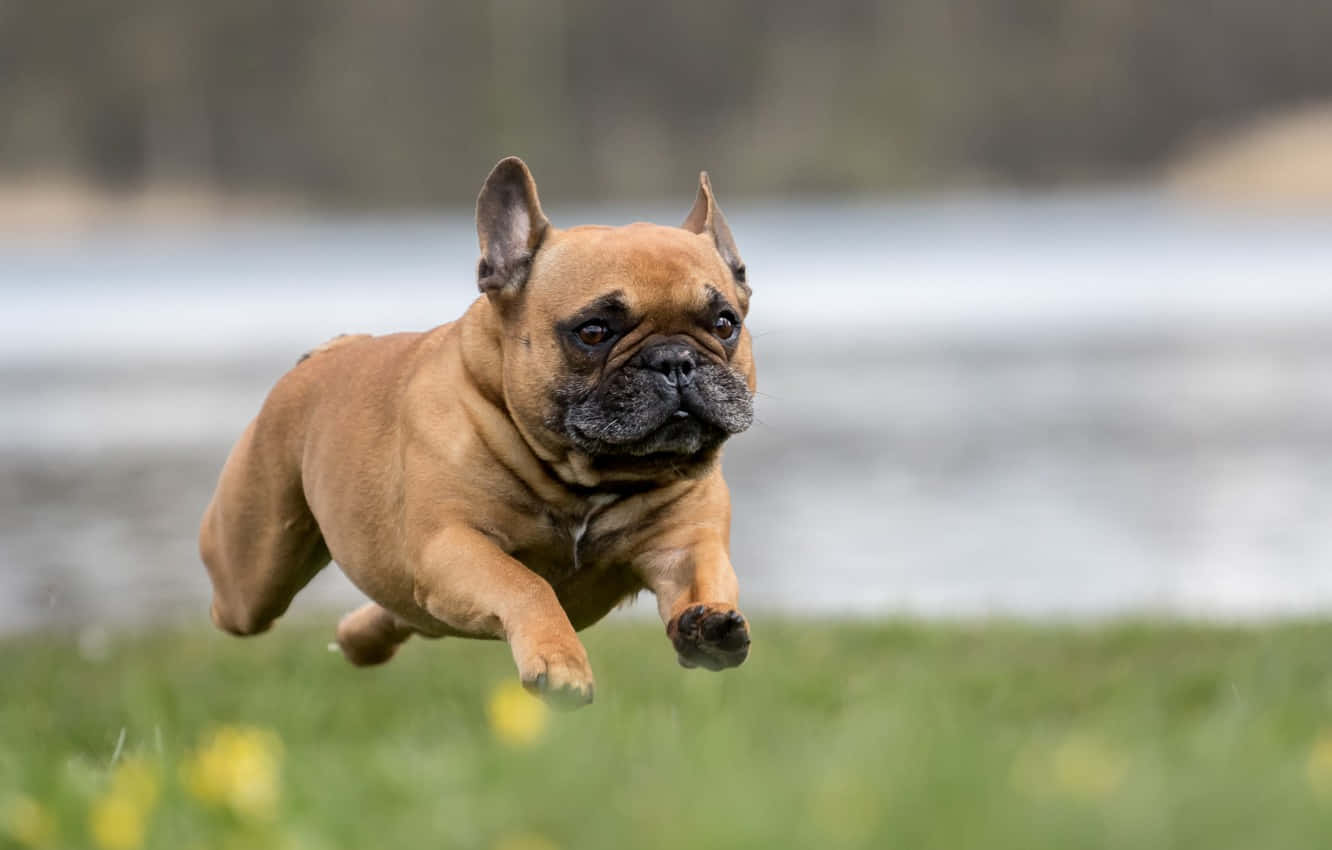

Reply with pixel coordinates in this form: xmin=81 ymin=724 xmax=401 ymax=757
xmin=4 ymin=617 xmax=1332 ymax=849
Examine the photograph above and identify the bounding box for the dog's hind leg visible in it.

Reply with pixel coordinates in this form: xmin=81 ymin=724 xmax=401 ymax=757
xmin=200 ymin=419 xmax=330 ymax=636
xmin=335 ymin=602 xmax=417 ymax=666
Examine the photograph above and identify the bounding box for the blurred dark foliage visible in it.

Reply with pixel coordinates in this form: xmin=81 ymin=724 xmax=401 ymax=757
xmin=3 ymin=0 xmax=1331 ymax=204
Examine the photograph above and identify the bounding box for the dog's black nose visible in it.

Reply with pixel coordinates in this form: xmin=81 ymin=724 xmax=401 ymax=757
xmin=640 ymin=343 xmax=697 ymax=387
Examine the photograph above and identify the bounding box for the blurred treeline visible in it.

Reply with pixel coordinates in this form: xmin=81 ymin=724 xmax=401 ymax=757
xmin=3 ymin=0 xmax=1332 ymax=205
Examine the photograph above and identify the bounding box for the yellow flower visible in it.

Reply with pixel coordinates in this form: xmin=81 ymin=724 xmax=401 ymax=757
xmin=89 ymin=757 xmax=161 ymax=850
xmin=109 ymin=758 xmax=160 ymax=811
xmin=89 ymin=793 xmax=147 ymax=850
xmin=1307 ymin=729 xmax=1332 ymax=799
xmin=182 ymin=726 xmax=284 ymax=820
xmin=486 ymin=681 xmax=549 ymax=747
xmin=1051 ymin=735 xmax=1127 ymax=800
xmin=5 ymin=795 xmax=57 ymax=848
xmin=493 ymin=832 xmax=560 ymax=850
xmin=1011 ymin=734 xmax=1127 ymax=801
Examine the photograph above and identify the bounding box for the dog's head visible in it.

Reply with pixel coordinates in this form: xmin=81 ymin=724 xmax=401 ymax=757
xmin=473 ymin=157 xmax=755 ymax=481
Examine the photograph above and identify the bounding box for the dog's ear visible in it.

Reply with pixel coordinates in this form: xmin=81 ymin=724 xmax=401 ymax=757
xmin=682 ymin=171 xmax=747 ymax=292
xmin=476 ymin=156 xmax=550 ymax=296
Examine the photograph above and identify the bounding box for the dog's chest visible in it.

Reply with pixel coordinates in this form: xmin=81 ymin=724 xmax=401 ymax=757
xmin=568 ymin=493 xmax=616 ymax=571
xmin=514 ymin=494 xmax=623 ymax=580
xmin=507 ymin=495 xmax=643 ymax=630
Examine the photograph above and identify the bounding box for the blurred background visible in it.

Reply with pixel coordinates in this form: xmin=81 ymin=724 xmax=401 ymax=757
xmin=3 ymin=0 xmax=1332 ymax=635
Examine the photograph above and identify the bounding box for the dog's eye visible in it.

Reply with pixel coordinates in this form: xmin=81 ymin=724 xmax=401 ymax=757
xmin=712 ymin=312 xmax=739 ymax=341
xmin=575 ymin=321 xmax=610 ymax=347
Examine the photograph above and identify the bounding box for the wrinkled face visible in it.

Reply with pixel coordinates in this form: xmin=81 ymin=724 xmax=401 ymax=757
xmin=501 ymin=223 xmax=755 ymax=476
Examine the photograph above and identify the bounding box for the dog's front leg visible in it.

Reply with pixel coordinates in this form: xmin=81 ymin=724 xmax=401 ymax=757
xmin=636 ymin=535 xmax=751 ymax=671
xmin=413 ymin=526 xmax=595 ymax=707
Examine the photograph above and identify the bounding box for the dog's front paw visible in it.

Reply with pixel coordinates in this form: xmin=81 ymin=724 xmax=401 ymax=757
xmin=668 ymin=604 xmax=750 ymax=671
xmin=515 ymin=640 xmax=596 ymax=709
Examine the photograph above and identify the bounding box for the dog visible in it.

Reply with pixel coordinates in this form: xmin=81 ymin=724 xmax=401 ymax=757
xmin=199 ymin=157 xmax=755 ymax=707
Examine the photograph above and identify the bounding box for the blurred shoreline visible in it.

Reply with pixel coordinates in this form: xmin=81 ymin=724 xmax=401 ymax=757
xmin=0 ymin=177 xmax=306 ymax=237
xmin=1165 ymin=102 xmax=1332 ymax=209
xmin=5 ymin=100 xmax=1332 ymax=241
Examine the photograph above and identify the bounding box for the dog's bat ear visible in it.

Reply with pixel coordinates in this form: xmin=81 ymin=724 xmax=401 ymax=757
xmin=682 ymin=171 xmax=747 ymax=293
xmin=476 ymin=156 xmax=551 ymax=296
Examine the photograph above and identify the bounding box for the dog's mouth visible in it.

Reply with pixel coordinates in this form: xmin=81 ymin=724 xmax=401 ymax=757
xmin=559 ymin=372 xmax=753 ymax=463
xmin=570 ymin=397 xmax=729 ymax=457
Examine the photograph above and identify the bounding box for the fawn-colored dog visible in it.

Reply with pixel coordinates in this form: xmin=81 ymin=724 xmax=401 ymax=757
xmin=201 ymin=158 xmax=755 ymax=706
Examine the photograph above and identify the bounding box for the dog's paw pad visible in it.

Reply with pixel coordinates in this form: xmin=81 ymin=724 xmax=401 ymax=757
xmin=669 ymin=604 xmax=750 ymax=671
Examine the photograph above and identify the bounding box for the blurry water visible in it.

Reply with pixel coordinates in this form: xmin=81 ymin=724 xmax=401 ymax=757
xmin=3 ymin=193 xmax=1332 ymax=633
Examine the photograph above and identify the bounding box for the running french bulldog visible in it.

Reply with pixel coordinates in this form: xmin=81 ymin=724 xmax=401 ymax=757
xmin=200 ymin=157 xmax=755 ymax=707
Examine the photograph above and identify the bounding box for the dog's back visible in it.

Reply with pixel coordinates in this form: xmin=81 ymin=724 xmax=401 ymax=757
xmin=200 ymin=328 xmax=432 ymax=636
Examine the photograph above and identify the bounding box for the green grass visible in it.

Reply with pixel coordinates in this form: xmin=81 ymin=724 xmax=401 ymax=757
xmin=5 ymin=617 xmax=1332 ymax=849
